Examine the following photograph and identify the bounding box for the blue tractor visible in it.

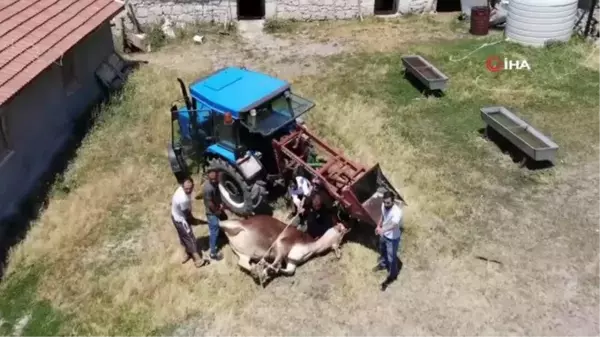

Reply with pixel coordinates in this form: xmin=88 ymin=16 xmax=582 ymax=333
xmin=168 ymin=66 xmax=317 ymax=215
xmin=168 ymin=66 xmax=405 ymax=223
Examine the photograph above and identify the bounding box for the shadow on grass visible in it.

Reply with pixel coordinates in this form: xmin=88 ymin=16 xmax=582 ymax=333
xmin=0 ymin=61 xmax=144 ymax=280
xmin=478 ymin=127 xmax=556 ymax=171
xmin=0 ymin=111 xmax=97 ymax=281
xmin=402 ymin=70 xmax=446 ymax=98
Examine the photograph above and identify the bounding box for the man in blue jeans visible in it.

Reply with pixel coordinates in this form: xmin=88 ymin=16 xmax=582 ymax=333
xmin=373 ymin=191 xmax=404 ymax=291
xmin=202 ymin=170 xmax=225 ymax=261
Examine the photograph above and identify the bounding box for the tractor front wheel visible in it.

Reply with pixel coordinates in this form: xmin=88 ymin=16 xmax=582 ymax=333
xmin=208 ymin=158 xmax=264 ymax=216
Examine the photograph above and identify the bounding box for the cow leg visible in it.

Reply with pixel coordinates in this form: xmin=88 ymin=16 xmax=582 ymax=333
xmin=279 ymin=262 xmax=297 ymax=276
xmin=266 ymin=253 xmax=283 ymax=274
xmin=258 ymin=266 xmax=270 ymax=287
xmin=264 ymin=244 xmax=285 ymax=274
xmin=237 ymin=254 xmax=255 ymax=275
xmin=332 ymin=243 xmax=342 ymax=259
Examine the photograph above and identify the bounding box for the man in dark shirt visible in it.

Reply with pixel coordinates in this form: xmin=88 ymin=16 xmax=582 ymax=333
xmin=303 ymin=184 xmax=337 ymax=239
xmin=301 ymin=178 xmax=333 ymax=211
xmin=203 ymin=170 xmax=224 ymax=261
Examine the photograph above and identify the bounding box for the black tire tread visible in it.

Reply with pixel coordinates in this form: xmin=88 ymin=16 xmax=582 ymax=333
xmin=207 ymin=158 xmax=253 ymax=215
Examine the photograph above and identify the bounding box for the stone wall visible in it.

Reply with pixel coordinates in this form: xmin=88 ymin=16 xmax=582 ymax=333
xmin=273 ymin=0 xmax=374 ymax=20
xmin=115 ymin=0 xmax=435 ymax=26
xmin=125 ymin=0 xmax=236 ymax=25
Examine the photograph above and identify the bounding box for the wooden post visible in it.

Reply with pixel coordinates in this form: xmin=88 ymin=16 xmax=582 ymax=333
xmin=120 ymin=16 xmax=127 ymax=53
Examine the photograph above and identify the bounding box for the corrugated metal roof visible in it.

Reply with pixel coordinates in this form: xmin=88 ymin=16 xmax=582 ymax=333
xmin=0 ymin=0 xmax=125 ymax=105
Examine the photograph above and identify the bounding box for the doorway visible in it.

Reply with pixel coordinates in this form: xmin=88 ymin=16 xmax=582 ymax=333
xmin=374 ymin=0 xmax=398 ymax=14
xmin=237 ymin=0 xmax=265 ymax=20
xmin=436 ymin=0 xmax=462 ymax=12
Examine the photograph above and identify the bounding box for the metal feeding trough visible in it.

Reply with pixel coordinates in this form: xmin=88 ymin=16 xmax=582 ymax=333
xmin=481 ymin=106 xmax=559 ymax=165
xmin=401 ymin=55 xmax=449 ymax=91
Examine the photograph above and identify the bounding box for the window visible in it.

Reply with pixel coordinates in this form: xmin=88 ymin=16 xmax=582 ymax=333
xmin=60 ymin=51 xmax=79 ymax=94
xmin=241 ymin=93 xmax=315 ymax=136
xmin=213 ymin=114 xmax=238 ymax=150
xmin=0 ymin=112 xmax=12 ymax=163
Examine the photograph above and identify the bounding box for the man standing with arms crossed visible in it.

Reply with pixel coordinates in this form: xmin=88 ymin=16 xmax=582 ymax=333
xmin=203 ymin=170 xmax=225 ymax=261
xmin=171 ymin=177 xmax=208 ymax=268
xmin=373 ymin=191 xmax=404 ymax=291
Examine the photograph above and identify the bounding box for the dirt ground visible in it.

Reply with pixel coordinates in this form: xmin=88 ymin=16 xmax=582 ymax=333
xmin=127 ymin=15 xmax=599 ymax=336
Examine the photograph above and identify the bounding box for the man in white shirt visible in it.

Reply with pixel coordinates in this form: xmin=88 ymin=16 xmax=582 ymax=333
xmin=171 ymin=177 xmax=208 ymax=268
xmin=374 ymin=191 xmax=403 ymax=291
xmin=288 ymin=175 xmax=313 ymax=215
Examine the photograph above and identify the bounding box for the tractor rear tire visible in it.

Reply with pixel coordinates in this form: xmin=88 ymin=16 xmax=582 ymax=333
xmin=208 ymin=158 xmax=262 ymax=216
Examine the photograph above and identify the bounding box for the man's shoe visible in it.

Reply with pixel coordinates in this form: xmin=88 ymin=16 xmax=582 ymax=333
xmin=210 ymin=252 xmax=223 ymax=261
xmin=380 ymin=276 xmax=395 ymax=291
xmin=372 ymin=264 xmax=386 ymax=272
xmin=194 ymin=259 xmax=209 ymax=268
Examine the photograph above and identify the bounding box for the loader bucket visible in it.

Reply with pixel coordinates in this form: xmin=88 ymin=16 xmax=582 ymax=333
xmin=345 ymin=164 xmax=405 ymax=227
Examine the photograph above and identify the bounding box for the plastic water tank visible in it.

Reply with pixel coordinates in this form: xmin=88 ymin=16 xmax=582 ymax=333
xmin=505 ymin=0 xmax=579 ymax=47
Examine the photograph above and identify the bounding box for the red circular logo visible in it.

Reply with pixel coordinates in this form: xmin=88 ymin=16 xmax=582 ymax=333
xmin=486 ymin=55 xmax=503 ymax=72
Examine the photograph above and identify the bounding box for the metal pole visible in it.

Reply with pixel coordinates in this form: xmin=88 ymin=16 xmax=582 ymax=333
xmin=584 ymin=0 xmax=598 ymax=38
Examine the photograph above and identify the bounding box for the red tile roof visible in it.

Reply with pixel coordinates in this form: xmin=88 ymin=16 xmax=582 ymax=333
xmin=0 ymin=0 xmax=124 ymax=105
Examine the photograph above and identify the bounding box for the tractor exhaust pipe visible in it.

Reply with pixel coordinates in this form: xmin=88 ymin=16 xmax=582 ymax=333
xmin=177 ymin=78 xmax=192 ymax=111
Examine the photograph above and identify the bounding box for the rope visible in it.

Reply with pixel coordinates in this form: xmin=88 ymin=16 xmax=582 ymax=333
xmin=258 ymin=213 xmax=299 ymax=266
xmin=448 ymin=40 xmax=504 ymax=62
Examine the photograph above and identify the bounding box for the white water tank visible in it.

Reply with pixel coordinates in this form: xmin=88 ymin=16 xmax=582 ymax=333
xmin=505 ymin=0 xmax=579 ymax=47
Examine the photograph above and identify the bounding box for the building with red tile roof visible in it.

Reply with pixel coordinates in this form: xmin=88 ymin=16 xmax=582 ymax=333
xmin=0 ymin=0 xmax=124 ymax=223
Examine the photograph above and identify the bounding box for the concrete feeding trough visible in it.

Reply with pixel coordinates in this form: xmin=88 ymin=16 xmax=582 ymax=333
xmin=401 ymin=55 xmax=449 ymax=92
xmin=481 ymin=106 xmax=559 ymax=166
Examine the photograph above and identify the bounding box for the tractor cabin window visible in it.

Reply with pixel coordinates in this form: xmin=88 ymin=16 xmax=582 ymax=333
xmin=60 ymin=51 xmax=79 ymax=95
xmin=0 ymin=112 xmax=12 ymax=164
xmin=213 ymin=113 xmax=238 ymax=150
xmin=243 ymin=93 xmax=315 ymax=136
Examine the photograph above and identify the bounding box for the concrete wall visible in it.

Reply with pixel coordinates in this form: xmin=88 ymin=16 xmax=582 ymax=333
xmin=0 ymin=22 xmax=116 ymax=222
xmin=119 ymin=0 xmax=436 ymax=25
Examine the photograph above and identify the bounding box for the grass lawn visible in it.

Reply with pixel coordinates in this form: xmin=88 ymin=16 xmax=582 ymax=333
xmin=1 ymin=14 xmax=598 ymax=335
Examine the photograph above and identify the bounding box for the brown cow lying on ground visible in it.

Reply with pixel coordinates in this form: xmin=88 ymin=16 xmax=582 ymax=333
xmin=218 ymin=214 xmax=350 ymax=285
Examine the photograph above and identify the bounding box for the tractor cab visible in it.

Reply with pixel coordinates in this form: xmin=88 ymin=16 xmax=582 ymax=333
xmin=168 ymin=67 xmax=316 ymax=215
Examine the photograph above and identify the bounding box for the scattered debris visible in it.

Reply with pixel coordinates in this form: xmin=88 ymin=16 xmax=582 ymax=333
xmin=120 ymin=4 xmax=151 ymax=53
xmin=95 ymin=53 xmax=145 ymax=92
xmin=193 ymin=35 xmax=205 ymax=44
xmin=575 ymin=0 xmax=600 ymax=41
xmin=162 ymin=19 xmax=177 ymax=39
xmin=475 ymin=256 xmax=503 ymax=265
xmin=126 ymin=2 xmax=144 ymax=34
xmin=12 ymin=313 xmax=31 ymax=336
xmin=490 ymin=0 xmax=509 ymax=27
